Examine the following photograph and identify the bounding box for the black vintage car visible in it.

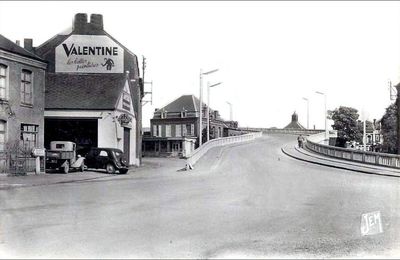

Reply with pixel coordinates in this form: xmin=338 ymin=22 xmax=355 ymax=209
xmin=85 ymin=147 xmax=129 ymax=174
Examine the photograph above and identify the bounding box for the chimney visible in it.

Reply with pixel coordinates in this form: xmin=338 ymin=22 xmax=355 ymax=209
xmin=73 ymin=13 xmax=88 ymax=33
xmin=214 ymin=110 xmax=219 ymax=119
xmin=24 ymin=38 xmax=33 ymax=52
xmin=15 ymin=40 xmax=20 ymax=46
xmin=90 ymin=14 xmax=104 ymax=30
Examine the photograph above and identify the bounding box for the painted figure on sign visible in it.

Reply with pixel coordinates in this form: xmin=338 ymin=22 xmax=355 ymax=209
xmin=102 ymin=58 xmax=114 ymax=71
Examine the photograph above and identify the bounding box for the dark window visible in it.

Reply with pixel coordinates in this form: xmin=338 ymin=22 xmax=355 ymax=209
xmin=21 ymin=70 xmax=33 ymax=105
xmin=186 ymin=124 xmax=191 ymax=136
xmin=181 ymin=111 xmax=187 ymax=118
xmin=0 ymin=120 xmax=6 ymax=151
xmin=0 ymin=64 xmax=7 ymax=100
xmin=20 ymin=124 xmax=38 ymax=150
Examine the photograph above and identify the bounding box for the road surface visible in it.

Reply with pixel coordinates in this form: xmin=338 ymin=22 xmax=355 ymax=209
xmin=1 ymin=134 xmax=399 ymax=258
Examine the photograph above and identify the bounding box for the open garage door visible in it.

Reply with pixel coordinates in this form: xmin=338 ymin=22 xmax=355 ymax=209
xmin=45 ymin=118 xmax=98 ymax=156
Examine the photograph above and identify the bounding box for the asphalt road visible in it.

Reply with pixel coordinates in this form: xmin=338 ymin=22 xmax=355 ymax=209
xmin=1 ymin=134 xmax=399 ymax=258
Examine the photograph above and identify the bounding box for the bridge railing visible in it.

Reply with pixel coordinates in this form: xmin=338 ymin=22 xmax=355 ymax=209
xmin=240 ymin=127 xmax=324 ymax=135
xmin=306 ymin=135 xmax=400 ymax=169
xmin=186 ymin=132 xmax=263 ymax=168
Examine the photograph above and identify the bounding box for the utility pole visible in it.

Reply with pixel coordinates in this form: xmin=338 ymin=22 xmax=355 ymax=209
xmin=226 ymin=101 xmax=233 ymax=121
xmin=315 ymin=91 xmax=328 ymax=141
xmin=199 ymin=69 xmax=203 ymax=146
xmin=142 ymin=81 xmax=153 ymax=106
xmin=302 ymin=97 xmax=309 ymax=129
xmin=363 ymin=117 xmax=367 ymax=152
xmin=142 ymin=56 xmax=146 ymax=83
xmin=207 ymin=81 xmax=222 ymax=142
xmin=396 ymin=83 xmax=400 ymax=154
xmin=199 ymin=69 xmax=218 ymax=146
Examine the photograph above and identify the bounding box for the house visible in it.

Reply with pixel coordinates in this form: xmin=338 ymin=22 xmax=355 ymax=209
xmin=142 ymin=94 xmax=242 ymax=157
xmin=0 ymin=34 xmax=47 ymax=172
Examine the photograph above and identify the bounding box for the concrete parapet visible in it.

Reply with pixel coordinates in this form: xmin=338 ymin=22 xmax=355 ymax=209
xmin=185 ymin=132 xmax=262 ymax=169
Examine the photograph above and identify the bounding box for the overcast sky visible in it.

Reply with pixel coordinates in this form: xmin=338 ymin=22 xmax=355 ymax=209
xmin=1 ymin=1 xmax=400 ymax=129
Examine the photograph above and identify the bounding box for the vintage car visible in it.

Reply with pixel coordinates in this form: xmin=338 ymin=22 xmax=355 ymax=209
xmin=84 ymin=147 xmax=129 ymax=174
xmin=46 ymin=141 xmax=86 ymax=174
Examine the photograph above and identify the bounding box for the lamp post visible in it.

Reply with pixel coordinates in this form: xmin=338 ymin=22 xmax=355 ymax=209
xmin=207 ymin=81 xmax=222 ymax=142
xmin=302 ymin=97 xmax=309 ymax=129
xmin=315 ymin=91 xmax=328 ymax=141
xmin=199 ymin=69 xmax=218 ymax=146
xmin=226 ymin=101 xmax=233 ymax=121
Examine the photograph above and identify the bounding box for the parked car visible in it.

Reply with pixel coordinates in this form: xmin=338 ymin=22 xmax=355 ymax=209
xmin=84 ymin=147 xmax=129 ymax=174
xmin=46 ymin=141 xmax=86 ymax=174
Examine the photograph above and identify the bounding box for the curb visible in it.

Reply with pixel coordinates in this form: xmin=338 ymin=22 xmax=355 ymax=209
xmin=0 ymin=174 xmax=120 ymax=190
xmin=281 ymin=146 xmax=400 ymax=178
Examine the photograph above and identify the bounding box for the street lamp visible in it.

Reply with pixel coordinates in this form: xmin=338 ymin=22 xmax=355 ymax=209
xmin=226 ymin=101 xmax=233 ymax=121
xmin=302 ymin=97 xmax=309 ymax=129
xmin=199 ymin=69 xmax=219 ymax=146
xmin=315 ymin=91 xmax=328 ymax=141
xmin=207 ymin=81 xmax=222 ymax=142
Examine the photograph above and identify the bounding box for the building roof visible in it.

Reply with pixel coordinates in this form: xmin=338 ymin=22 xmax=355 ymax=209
xmin=45 ymin=73 xmax=127 ymax=110
xmin=284 ymin=121 xmax=306 ymax=129
xmin=157 ymin=95 xmax=204 ymax=112
xmin=284 ymin=112 xmax=305 ymax=129
xmin=0 ymin=34 xmax=45 ymax=62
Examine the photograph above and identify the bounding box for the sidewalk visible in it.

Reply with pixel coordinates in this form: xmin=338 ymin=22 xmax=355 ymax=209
xmin=0 ymin=157 xmax=186 ymax=190
xmin=0 ymin=170 xmax=121 ymax=190
xmin=281 ymin=142 xmax=400 ymax=178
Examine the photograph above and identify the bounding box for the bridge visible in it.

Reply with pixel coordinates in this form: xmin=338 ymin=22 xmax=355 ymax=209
xmin=0 ymin=133 xmax=399 ymax=258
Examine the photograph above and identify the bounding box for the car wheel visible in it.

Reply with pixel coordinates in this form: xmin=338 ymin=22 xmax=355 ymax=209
xmin=63 ymin=162 xmax=69 ymax=174
xmin=106 ymin=163 xmax=116 ymax=174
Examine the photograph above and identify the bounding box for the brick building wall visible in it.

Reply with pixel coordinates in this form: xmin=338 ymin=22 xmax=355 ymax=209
xmin=0 ymin=47 xmax=47 ymax=172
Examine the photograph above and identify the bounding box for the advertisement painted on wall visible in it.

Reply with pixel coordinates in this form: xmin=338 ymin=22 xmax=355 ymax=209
xmin=55 ymin=35 xmax=124 ymax=73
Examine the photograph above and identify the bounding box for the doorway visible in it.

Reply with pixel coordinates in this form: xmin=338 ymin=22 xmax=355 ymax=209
xmin=123 ymin=128 xmax=130 ymax=165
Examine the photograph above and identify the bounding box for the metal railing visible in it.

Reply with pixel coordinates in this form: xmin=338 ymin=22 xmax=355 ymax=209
xmin=306 ymin=135 xmax=400 ymax=169
xmin=186 ymin=132 xmax=263 ymax=168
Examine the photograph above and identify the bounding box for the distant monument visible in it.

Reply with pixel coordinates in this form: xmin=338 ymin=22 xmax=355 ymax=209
xmin=284 ymin=111 xmax=305 ymax=129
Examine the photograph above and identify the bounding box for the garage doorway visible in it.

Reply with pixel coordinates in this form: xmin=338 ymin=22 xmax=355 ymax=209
xmin=45 ymin=118 xmax=98 ymax=156
xmin=123 ymin=127 xmax=130 ymax=165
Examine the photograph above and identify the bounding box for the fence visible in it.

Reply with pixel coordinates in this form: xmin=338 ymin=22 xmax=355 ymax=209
xmin=186 ymin=132 xmax=263 ymax=168
xmin=306 ymin=135 xmax=400 ymax=169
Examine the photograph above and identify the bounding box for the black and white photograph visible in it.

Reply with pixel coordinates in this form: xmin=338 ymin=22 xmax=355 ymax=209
xmin=0 ymin=1 xmax=400 ymax=258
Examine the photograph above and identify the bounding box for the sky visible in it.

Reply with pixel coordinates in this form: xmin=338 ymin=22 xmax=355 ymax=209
xmin=1 ymin=1 xmax=400 ymax=129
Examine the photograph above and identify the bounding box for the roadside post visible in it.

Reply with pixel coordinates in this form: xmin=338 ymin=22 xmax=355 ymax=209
xmin=32 ymin=148 xmax=46 ymax=174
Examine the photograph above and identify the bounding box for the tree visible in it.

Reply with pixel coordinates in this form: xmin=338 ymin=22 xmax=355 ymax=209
xmin=330 ymin=106 xmax=361 ymax=147
xmin=380 ymin=103 xmax=397 ymax=154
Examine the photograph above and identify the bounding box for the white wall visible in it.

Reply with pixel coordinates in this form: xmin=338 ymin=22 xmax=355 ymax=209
xmin=98 ymin=112 xmax=118 ymax=148
xmin=99 ymin=111 xmax=138 ymax=166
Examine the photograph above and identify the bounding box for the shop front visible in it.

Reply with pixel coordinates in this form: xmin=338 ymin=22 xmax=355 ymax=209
xmin=35 ymin=13 xmax=142 ymax=166
xmin=44 ymin=73 xmax=138 ymax=165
